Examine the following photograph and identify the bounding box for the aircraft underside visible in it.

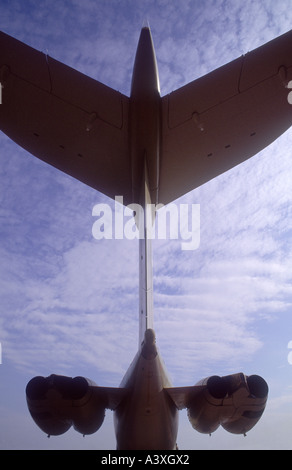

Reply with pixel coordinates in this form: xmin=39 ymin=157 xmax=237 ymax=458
xmin=5 ymin=22 xmax=292 ymax=448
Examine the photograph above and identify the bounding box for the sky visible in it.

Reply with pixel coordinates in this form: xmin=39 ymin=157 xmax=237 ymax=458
xmin=0 ymin=0 xmax=292 ymax=450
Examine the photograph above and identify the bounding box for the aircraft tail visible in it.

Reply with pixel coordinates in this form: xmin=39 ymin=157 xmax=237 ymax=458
xmin=138 ymin=163 xmax=154 ymax=346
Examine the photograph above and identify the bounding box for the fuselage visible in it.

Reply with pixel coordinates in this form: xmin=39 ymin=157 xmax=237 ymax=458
xmin=113 ymin=27 xmax=179 ymax=450
xmin=114 ymin=329 xmax=178 ymax=450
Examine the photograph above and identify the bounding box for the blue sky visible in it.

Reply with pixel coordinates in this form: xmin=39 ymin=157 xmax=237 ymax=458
xmin=0 ymin=0 xmax=292 ymax=450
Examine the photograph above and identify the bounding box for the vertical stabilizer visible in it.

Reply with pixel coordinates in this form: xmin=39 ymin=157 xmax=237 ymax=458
xmin=138 ymin=163 xmax=154 ymax=346
xmin=129 ymin=26 xmax=160 ymax=347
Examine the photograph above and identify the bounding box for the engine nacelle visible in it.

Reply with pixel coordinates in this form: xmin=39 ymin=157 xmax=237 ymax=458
xmin=26 ymin=374 xmax=106 ymax=436
xmin=187 ymin=373 xmax=268 ymax=435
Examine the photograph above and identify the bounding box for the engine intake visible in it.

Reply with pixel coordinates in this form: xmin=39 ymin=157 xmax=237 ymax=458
xmin=187 ymin=373 xmax=268 ymax=435
xmin=26 ymin=374 xmax=106 ymax=436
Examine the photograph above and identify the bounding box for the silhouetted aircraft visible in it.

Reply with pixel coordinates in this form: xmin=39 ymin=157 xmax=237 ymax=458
xmin=1 ymin=25 xmax=292 ymax=449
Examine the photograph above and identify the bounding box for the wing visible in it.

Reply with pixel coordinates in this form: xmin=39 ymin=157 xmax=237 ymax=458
xmin=95 ymin=385 xmax=128 ymax=411
xmin=165 ymin=385 xmax=204 ymax=410
xmin=0 ymin=31 xmax=132 ymax=204
xmin=159 ymin=29 xmax=292 ymax=205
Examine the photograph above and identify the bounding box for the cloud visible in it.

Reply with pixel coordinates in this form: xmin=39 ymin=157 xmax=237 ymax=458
xmin=1 ymin=0 xmax=292 ymax=450
xmin=1 ymin=235 xmax=139 ymax=378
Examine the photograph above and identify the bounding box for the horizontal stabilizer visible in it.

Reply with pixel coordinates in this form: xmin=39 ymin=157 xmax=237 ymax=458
xmin=0 ymin=31 xmax=132 ymax=204
xmin=159 ymin=29 xmax=292 ymax=204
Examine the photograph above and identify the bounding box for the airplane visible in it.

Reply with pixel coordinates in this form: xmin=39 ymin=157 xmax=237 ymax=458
xmin=1 ymin=24 xmax=292 ymax=450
